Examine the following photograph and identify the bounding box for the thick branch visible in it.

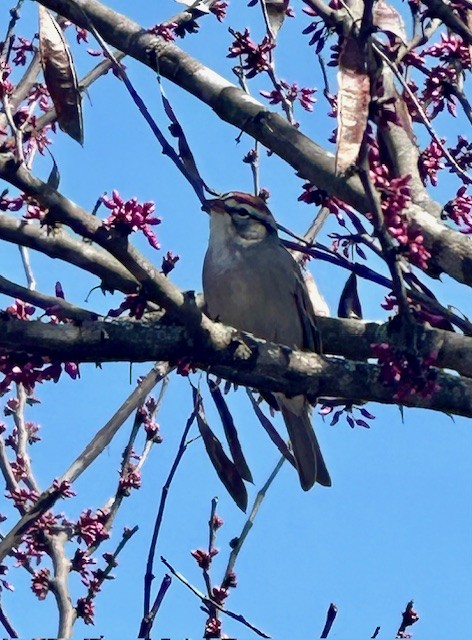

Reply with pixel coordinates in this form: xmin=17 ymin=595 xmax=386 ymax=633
xmin=422 ymin=0 xmax=472 ymax=44
xmin=0 ymin=211 xmax=138 ymax=294
xmin=31 ymin=0 xmax=472 ymax=287
xmin=0 ymin=316 xmax=471 ymax=417
xmin=0 ymin=155 xmax=208 ymax=334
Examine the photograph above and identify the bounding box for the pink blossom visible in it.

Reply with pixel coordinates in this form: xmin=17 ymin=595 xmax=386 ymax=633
xmin=191 ymin=548 xmax=218 ymax=570
xmin=443 ymin=186 xmax=472 ymax=233
xmin=11 ymin=36 xmax=34 ymax=66
xmin=210 ymin=2 xmax=228 ymax=22
xmin=76 ymin=509 xmax=110 ymax=547
xmin=102 ymin=190 xmax=161 ymax=249
xmin=31 ymin=568 xmax=51 ymax=600
xmin=76 ymin=597 xmax=95 ymax=625
xmin=228 ymin=29 xmax=275 ymax=78
xmin=261 ymin=81 xmax=317 ymax=111
xmin=148 ymin=22 xmax=177 ymax=42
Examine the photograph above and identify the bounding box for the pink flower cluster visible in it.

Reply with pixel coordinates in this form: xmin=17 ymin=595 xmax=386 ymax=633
xmin=141 ymin=399 xmax=163 ymax=443
xmin=119 ymin=462 xmax=142 ymax=495
xmin=0 ymin=193 xmax=23 ymax=211
xmin=443 ymin=186 xmax=472 ymax=234
xmin=11 ymin=36 xmax=34 ymax=66
xmin=0 ymin=354 xmax=79 ymax=396
xmin=0 ymin=60 xmax=13 ymax=97
xmin=402 ymin=34 xmax=470 ymax=121
xmin=191 ymin=547 xmax=218 ymax=571
xmin=382 ymin=293 xmax=453 ymax=331
xmin=204 ymin=617 xmax=221 ymax=638
xmin=418 ymin=139 xmax=444 ymax=186
xmin=148 ymin=22 xmax=178 ymax=42
xmin=4 ymin=420 xmax=41 ymax=448
xmin=101 ymin=190 xmax=161 ymax=249
xmin=107 ymin=292 xmax=148 ymax=319
xmin=260 ymin=81 xmax=317 ymax=111
xmin=210 ymin=1 xmax=228 ymax=22
xmin=372 ymin=343 xmax=440 ymax=402
xmin=76 ymin=596 xmax=95 ymax=625
xmin=161 ymin=250 xmax=180 ymax=276
xmin=228 ymin=29 xmax=275 ymax=78
xmin=369 ymin=146 xmax=431 ymax=269
xmin=298 ymin=182 xmax=352 ymax=226
xmin=31 ymin=568 xmax=50 ymax=600
xmin=71 ymin=549 xmax=97 ymax=585
xmin=27 ymin=82 xmax=51 ymax=112
xmin=75 ymin=508 xmax=110 ymax=547
xmin=425 ymin=34 xmax=470 ymax=69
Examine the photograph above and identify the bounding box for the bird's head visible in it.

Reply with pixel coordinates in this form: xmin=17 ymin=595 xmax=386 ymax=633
xmin=203 ymin=191 xmax=278 ymax=243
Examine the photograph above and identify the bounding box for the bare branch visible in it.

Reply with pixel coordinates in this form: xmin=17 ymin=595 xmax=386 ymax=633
xmin=0 ymin=274 xmax=100 ymax=321
xmin=422 ymin=0 xmax=472 ymax=44
xmin=160 ymin=555 xmax=271 ymax=638
xmin=224 ymin=456 xmax=285 ymax=579
xmin=0 ymin=365 xmax=166 ymax=563
xmin=0 ymin=212 xmax=138 ymax=294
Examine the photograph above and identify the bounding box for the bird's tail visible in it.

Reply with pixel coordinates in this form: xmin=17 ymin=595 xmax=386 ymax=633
xmin=279 ymin=396 xmax=331 ymax=490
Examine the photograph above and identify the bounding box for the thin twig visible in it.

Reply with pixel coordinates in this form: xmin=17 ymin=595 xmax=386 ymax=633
xmin=204 ymin=496 xmax=218 ymax=598
xmin=138 ymin=574 xmax=172 ymax=638
xmin=0 ymin=600 xmax=18 ymax=638
xmin=72 ymin=4 xmax=206 ymax=203
xmin=0 ymin=0 xmax=25 ymax=63
xmin=224 ymin=456 xmax=285 ymax=579
xmin=98 ymin=377 xmax=170 ymax=544
xmin=161 ymin=556 xmax=271 ymax=638
xmin=142 ymin=407 xmax=197 ymax=620
xmin=0 ymin=435 xmax=17 ymax=495
xmin=0 ymin=274 xmax=100 ymax=322
xmin=13 ymin=383 xmax=40 ymax=494
xmin=86 ymin=525 xmax=139 ymax=600
xmin=0 ymin=365 xmax=165 ymax=563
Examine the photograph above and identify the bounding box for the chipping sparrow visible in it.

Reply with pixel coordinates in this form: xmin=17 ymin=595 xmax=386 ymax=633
xmin=202 ymin=192 xmax=331 ymax=490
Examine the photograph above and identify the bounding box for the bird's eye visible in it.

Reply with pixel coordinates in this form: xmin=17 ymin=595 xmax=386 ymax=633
xmin=232 ymin=210 xmax=250 ymax=220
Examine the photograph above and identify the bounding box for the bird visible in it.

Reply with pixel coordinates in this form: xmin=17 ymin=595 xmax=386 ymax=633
xmin=202 ymin=191 xmax=331 ymax=490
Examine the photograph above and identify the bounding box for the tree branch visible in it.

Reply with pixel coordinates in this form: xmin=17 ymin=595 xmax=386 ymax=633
xmin=0 ymin=211 xmax=138 ymax=294
xmin=0 ymin=274 xmax=100 ymax=321
xmin=29 ymin=0 xmax=472 ymax=287
xmin=0 ymin=315 xmax=471 ymax=417
xmin=422 ymin=0 xmax=472 ymax=45
xmin=0 ymin=365 xmax=166 ymax=563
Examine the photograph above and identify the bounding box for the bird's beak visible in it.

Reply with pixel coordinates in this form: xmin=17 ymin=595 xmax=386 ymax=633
xmin=202 ymin=198 xmax=225 ymax=215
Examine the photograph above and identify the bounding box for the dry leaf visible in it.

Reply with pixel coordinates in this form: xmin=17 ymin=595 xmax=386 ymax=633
xmin=336 ymin=38 xmax=370 ymax=174
xmin=246 ymin=390 xmax=297 ymax=468
xmin=208 ymin=379 xmax=253 ymax=483
xmin=193 ymin=388 xmax=248 ymax=512
xmin=262 ymin=0 xmax=289 ymax=38
xmin=38 ymin=6 xmax=83 ymax=145
xmin=373 ymin=0 xmax=407 ymax=45
xmin=337 ymin=272 xmax=362 ymax=319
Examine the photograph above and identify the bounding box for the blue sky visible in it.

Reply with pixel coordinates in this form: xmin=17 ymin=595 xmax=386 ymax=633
xmin=0 ymin=1 xmax=471 ymax=638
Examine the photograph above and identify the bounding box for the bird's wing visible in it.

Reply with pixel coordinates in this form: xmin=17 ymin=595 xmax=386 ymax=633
xmin=293 ymin=271 xmax=322 ymax=353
